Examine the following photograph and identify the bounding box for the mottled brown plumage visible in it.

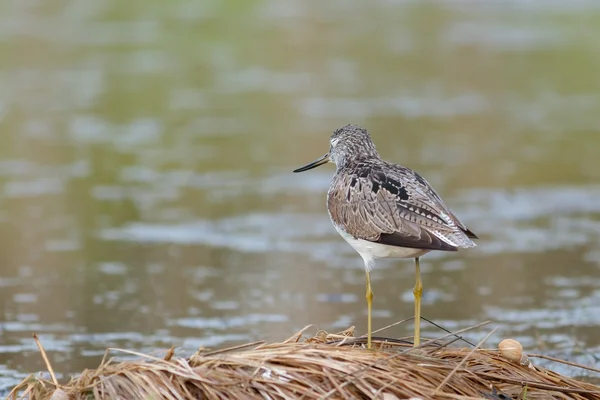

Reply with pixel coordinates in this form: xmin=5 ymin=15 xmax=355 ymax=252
xmin=327 ymin=160 xmax=477 ymax=252
xmin=293 ymin=124 xmax=477 ymax=349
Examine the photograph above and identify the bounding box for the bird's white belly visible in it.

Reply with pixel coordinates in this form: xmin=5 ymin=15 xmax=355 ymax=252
xmin=334 ymin=225 xmax=429 ymax=260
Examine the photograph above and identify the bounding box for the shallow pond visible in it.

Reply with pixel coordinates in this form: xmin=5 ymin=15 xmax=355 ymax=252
xmin=1 ymin=0 xmax=600 ymax=392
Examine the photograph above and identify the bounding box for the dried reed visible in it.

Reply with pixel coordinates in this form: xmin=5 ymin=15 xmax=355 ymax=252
xmin=9 ymin=322 xmax=600 ymax=400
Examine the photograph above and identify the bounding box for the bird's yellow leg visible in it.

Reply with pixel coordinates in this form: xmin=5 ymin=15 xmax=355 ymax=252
xmin=365 ymin=270 xmax=373 ymax=349
xmin=413 ymin=257 xmax=422 ymax=347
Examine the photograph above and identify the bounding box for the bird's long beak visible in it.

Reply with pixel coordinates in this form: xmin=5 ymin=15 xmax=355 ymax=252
xmin=293 ymin=153 xmax=330 ymax=173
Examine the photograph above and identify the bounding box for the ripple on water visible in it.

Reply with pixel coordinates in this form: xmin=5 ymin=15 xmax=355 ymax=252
xmin=170 ymin=313 xmax=289 ymax=330
xmin=0 ymin=369 xmax=26 ymax=398
xmin=98 ymin=184 xmax=600 ymax=261
xmin=98 ymin=213 xmax=330 ymax=253
xmin=454 ymin=185 xmax=600 ymax=254
xmin=486 ymin=294 xmax=600 ymax=332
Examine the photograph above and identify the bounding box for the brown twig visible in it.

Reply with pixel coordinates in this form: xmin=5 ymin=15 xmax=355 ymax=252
xmin=364 ymin=317 xmax=413 ymax=336
xmin=32 ymin=333 xmax=59 ymax=387
xmin=475 ymin=372 xmax=600 ymax=395
xmin=202 ymin=341 xmax=265 ymax=356
xmin=283 ymin=325 xmax=314 ymax=343
xmin=164 ymin=346 xmax=176 ymax=361
xmin=528 ymin=353 xmax=600 ymax=374
xmin=434 ymin=327 xmax=498 ymax=394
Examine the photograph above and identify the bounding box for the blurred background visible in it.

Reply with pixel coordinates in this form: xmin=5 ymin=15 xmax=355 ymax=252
xmin=1 ymin=0 xmax=600 ymax=392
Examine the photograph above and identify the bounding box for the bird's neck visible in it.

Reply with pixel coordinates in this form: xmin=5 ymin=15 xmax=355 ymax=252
xmin=335 ymin=154 xmax=381 ymax=172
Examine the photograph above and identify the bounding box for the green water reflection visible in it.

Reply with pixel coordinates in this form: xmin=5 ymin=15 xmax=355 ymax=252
xmin=1 ymin=0 xmax=599 ymax=389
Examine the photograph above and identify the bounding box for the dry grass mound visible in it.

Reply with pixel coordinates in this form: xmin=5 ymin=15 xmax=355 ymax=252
xmin=9 ymin=321 xmax=600 ymax=400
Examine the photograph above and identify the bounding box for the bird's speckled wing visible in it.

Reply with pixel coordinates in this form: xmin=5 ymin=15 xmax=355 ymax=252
xmin=327 ymin=163 xmax=477 ymax=251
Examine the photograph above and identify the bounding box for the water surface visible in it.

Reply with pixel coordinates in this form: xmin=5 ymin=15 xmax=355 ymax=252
xmin=1 ymin=0 xmax=600 ymax=392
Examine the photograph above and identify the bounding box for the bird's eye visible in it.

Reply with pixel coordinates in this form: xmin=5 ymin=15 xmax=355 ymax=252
xmin=331 ymin=138 xmax=340 ymax=147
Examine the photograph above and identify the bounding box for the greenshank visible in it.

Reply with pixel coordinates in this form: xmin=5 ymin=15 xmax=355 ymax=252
xmin=293 ymin=124 xmax=477 ymax=349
